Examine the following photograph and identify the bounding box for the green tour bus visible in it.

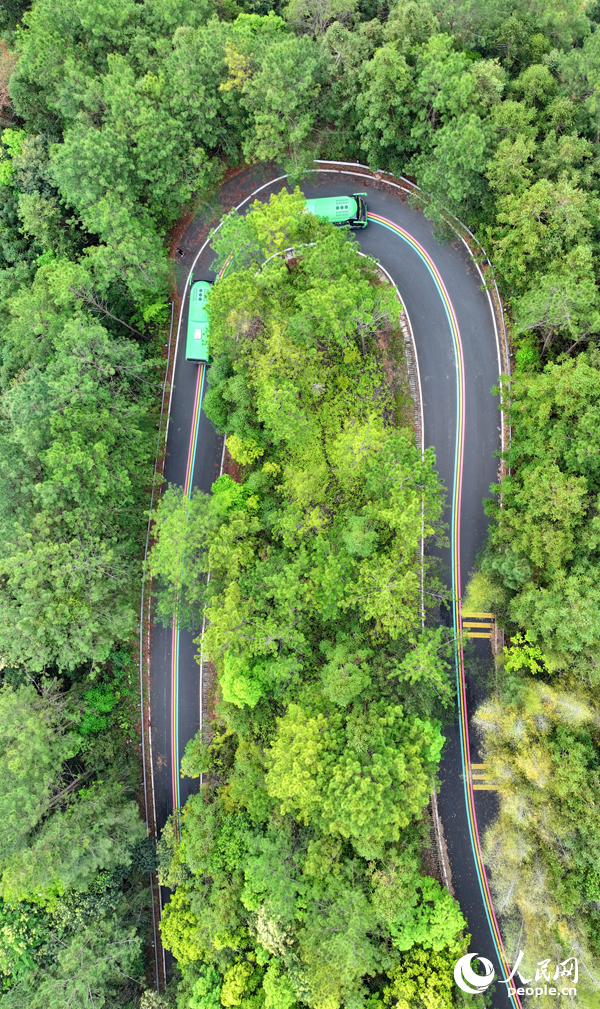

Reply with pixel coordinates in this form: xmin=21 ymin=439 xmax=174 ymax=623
xmin=186 ymin=280 xmax=211 ymax=363
xmin=304 ymin=193 xmax=367 ymax=229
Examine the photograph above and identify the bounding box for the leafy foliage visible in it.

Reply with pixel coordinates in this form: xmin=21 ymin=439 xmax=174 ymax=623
xmin=0 ymin=304 xmax=156 ymax=670
xmin=481 ymin=353 xmax=600 ymax=678
xmin=0 ymin=662 xmax=151 ymax=1005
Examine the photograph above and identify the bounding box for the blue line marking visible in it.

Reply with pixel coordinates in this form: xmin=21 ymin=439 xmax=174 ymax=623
xmin=174 ymin=363 xmax=207 ymax=815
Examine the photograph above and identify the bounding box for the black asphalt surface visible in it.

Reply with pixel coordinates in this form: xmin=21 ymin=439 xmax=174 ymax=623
xmin=150 ymin=165 xmax=510 ymax=1002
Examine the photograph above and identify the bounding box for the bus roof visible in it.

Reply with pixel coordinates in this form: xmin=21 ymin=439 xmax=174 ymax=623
xmin=186 ymin=281 xmax=211 ymax=363
xmin=305 ymin=196 xmax=358 ymax=223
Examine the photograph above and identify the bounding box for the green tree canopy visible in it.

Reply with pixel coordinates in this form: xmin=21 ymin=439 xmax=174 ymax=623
xmin=0 ymin=288 xmax=156 ymax=670
xmin=0 ymin=680 xmax=144 ymax=903
xmin=481 ymin=352 xmax=600 ymax=678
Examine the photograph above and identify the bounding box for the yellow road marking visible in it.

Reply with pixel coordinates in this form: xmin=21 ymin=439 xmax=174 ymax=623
xmin=465 ymin=631 xmax=491 ymax=638
xmin=471 ymin=761 xmax=498 ymax=790
xmin=462 ymin=611 xmax=494 ymax=618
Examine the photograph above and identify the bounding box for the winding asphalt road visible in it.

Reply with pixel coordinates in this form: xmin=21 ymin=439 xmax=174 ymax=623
xmin=149 ymin=163 xmax=516 ymax=1006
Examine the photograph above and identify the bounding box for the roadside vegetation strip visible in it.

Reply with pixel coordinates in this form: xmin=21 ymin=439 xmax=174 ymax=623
xmin=374 ymin=259 xmax=423 ymax=457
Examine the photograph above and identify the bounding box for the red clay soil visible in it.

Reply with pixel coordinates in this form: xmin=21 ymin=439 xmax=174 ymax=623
xmin=221 ymin=446 xmax=242 ymax=483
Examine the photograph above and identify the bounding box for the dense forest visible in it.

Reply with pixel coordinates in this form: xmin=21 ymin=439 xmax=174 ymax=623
xmin=2 ymin=0 xmax=600 ymax=1004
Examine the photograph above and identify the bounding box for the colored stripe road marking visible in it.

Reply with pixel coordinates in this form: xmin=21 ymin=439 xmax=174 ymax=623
xmin=171 ymin=362 xmax=206 ymax=831
xmin=368 ymin=213 xmax=520 ymax=1008
xmin=184 ymin=363 xmax=205 ymax=496
xmin=170 ymin=618 xmax=179 ymax=822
